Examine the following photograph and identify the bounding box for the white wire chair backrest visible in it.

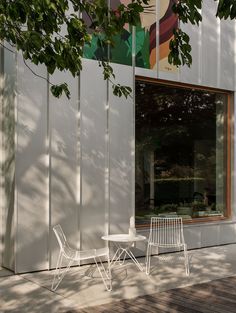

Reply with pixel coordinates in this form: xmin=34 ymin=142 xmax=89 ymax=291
xmin=149 ymin=217 xmax=185 ymax=247
xmin=53 ymin=224 xmax=71 ymax=253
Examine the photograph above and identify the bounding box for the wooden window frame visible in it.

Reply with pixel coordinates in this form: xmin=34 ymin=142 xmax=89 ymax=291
xmin=135 ymin=76 xmax=233 ymax=228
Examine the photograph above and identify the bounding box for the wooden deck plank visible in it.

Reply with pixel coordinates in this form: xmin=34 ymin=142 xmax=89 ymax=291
xmin=209 ymin=277 xmax=236 ymax=293
xmin=141 ymin=294 xmax=189 ymax=313
xmin=199 ymin=285 xmax=236 ymax=303
xmin=145 ymin=293 xmax=203 ymax=313
xmin=154 ymin=291 xmax=214 ymax=313
xmin=184 ymin=284 xmax=236 ymax=311
xmin=168 ymin=288 xmax=236 ymax=313
xmin=170 ymin=285 xmax=236 ymax=313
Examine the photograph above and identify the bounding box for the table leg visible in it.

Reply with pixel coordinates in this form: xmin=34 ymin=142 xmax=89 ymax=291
xmin=110 ymin=247 xmax=127 ymax=267
xmin=109 ymin=244 xmax=144 ymax=272
xmin=125 ymin=248 xmax=144 ymax=272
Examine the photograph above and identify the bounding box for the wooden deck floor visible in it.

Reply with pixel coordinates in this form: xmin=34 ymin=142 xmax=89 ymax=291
xmin=70 ymin=276 xmax=236 ymax=313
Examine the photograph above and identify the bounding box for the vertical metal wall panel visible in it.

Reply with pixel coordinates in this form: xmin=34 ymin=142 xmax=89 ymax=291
xmin=219 ymin=223 xmax=236 ymax=245
xmin=219 ymin=19 xmax=235 ymax=90
xmin=80 ymin=59 xmax=107 ymax=250
xmin=50 ymin=71 xmax=79 ymax=268
xmin=180 ymin=22 xmax=202 ymax=85
xmin=201 ymin=224 xmax=220 ymax=247
xmin=201 ymin=1 xmax=219 ymax=88
xmin=2 ymin=48 xmax=16 ymax=271
xmin=15 ymin=56 xmax=48 ymax=272
xmin=0 ymin=46 xmax=3 ymax=267
xmin=109 ymin=63 xmax=134 ymax=234
xmin=183 ymin=226 xmax=201 ymax=250
xmin=233 ymin=94 xmax=236 ymax=219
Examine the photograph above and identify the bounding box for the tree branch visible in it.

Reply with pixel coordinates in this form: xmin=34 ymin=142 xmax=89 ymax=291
xmin=23 ymin=57 xmax=53 ymax=86
xmin=0 ymin=42 xmax=15 ymax=54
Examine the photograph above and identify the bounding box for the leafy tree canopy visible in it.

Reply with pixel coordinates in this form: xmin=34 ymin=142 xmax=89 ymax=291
xmin=0 ymin=0 xmax=235 ymax=98
xmin=0 ymin=0 xmax=149 ymax=98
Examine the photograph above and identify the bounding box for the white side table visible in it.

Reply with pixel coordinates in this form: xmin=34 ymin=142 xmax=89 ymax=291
xmin=102 ymin=234 xmax=146 ymax=272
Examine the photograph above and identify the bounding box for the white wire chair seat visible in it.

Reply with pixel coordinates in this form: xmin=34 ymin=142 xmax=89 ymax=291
xmin=146 ymin=217 xmax=190 ymax=276
xmin=51 ymin=225 xmax=111 ymax=292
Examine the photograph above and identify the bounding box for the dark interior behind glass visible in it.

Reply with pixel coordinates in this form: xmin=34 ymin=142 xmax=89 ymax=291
xmin=135 ymin=81 xmax=228 ymax=224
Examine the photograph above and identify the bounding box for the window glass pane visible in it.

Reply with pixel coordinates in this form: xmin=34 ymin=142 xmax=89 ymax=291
xmin=135 ymin=81 xmax=228 ymax=224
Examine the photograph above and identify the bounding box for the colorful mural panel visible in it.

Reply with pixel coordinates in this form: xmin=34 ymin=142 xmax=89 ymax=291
xmin=135 ymin=0 xmax=156 ymax=69
xmin=109 ymin=0 xmax=132 ymax=66
xmin=83 ymin=0 xmax=177 ymax=72
xmin=159 ymin=0 xmax=178 ymax=72
xmin=83 ymin=5 xmax=108 ymax=62
xmin=83 ymin=0 xmax=133 ymax=66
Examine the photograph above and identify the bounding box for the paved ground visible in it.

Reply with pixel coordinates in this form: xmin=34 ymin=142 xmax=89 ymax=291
xmin=2 ymin=244 xmax=236 ymax=312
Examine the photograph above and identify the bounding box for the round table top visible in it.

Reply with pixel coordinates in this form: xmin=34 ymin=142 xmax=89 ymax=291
xmin=101 ymin=234 xmax=146 ymax=243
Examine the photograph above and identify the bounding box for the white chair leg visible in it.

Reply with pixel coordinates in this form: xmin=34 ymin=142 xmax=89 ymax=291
xmin=106 ymin=255 xmax=112 ymax=290
xmin=184 ymin=245 xmax=190 ymax=276
xmin=107 ymin=254 xmax=112 ymax=289
xmin=94 ymin=257 xmax=112 ymax=291
xmin=145 ymin=244 xmax=152 ymax=275
xmin=51 ymin=254 xmax=73 ymax=291
xmin=51 ymin=251 xmax=63 ymax=291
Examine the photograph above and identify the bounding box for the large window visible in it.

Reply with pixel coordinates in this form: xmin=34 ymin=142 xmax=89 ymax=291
xmin=135 ymin=80 xmax=231 ymax=225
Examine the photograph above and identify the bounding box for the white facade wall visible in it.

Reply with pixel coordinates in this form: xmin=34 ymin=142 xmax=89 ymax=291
xmin=1 ymin=3 xmax=236 ymax=273
xmin=1 ymin=44 xmax=16 ymax=271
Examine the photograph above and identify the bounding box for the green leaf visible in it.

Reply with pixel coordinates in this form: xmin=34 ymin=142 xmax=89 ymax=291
xmin=51 ymin=83 xmax=71 ymax=99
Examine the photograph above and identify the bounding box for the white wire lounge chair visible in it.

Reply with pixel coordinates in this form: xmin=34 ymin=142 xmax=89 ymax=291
xmin=146 ymin=216 xmax=189 ymax=276
xmin=51 ymin=224 xmax=111 ymax=291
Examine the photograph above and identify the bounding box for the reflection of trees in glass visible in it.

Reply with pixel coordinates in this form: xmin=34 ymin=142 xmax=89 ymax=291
xmin=136 ymin=83 xmax=217 ymax=142
xmin=135 ymin=81 xmax=226 ymax=218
